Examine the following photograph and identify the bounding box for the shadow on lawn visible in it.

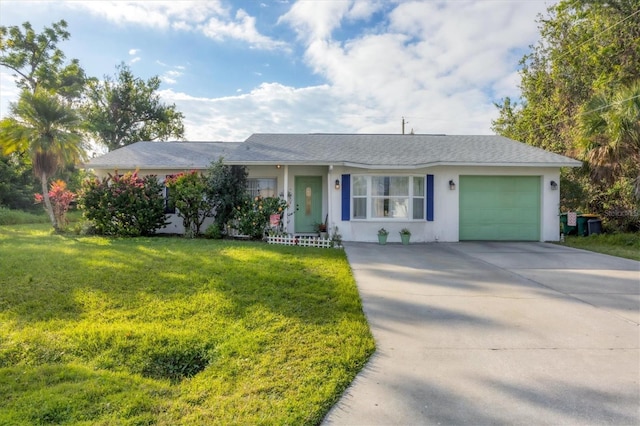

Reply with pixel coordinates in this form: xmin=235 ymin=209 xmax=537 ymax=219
xmin=0 ymin=229 xmax=356 ymax=327
xmin=2 ymin=229 xmax=362 ymax=381
xmin=1 ymin=227 xmax=374 ymax=422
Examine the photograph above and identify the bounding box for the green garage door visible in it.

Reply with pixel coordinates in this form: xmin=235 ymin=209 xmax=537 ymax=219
xmin=459 ymin=176 xmax=541 ymax=241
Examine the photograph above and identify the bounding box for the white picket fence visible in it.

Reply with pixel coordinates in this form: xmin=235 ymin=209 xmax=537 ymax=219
xmin=266 ymin=234 xmax=338 ymax=249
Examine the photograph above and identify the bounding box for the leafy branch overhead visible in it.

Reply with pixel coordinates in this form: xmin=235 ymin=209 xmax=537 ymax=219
xmin=83 ymin=63 xmax=185 ymax=151
xmin=0 ymin=20 xmax=87 ymax=100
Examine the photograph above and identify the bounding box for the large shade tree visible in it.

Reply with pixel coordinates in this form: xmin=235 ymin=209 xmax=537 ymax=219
xmin=84 ymin=64 xmax=185 ymax=151
xmin=0 ymin=89 xmax=85 ymax=231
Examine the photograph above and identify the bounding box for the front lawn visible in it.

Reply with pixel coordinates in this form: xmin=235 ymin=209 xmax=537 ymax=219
xmin=0 ymin=224 xmax=374 ymax=425
xmin=561 ymin=233 xmax=640 ymax=261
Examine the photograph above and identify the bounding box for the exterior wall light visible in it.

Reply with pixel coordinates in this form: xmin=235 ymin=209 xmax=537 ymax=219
xmin=550 ymin=180 xmax=558 ymax=190
xmin=449 ymin=179 xmax=456 ymax=190
xmin=276 ymin=164 xmax=281 ymax=169
xmin=335 ymin=179 xmax=341 ymax=190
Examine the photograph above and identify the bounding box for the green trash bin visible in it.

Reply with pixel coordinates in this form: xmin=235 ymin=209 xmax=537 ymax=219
xmin=577 ymin=214 xmax=598 ymax=236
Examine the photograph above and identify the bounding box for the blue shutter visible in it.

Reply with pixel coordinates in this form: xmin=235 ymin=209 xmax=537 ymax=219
xmin=341 ymin=174 xmax=351 ymax=221
xmin=426 ymin=174 xmax=434 ymax=221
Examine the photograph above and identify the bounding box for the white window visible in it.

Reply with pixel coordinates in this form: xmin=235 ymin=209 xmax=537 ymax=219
xmin=352 ymin=176 xmax=368 ymax=219
xmin=247 ymin=178 xmax=277 ymax=198
xmin=352 ymin=175 xmax=425 ymax=220
xmin=412 ymin=176 xmax=425 ymax=219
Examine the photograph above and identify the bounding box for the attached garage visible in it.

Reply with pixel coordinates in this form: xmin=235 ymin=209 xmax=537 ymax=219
xmin=459 ymin=176 xmax=541 ymax=241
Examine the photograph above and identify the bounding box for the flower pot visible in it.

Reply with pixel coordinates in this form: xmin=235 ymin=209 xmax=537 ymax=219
xmin=400 ymin=234 xmax=410 ymax=245
xmin=378 ymin=234 xmax=388 ymax=245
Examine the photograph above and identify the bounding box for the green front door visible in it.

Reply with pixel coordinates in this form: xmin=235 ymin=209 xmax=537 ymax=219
xmin=295 ymin=176 xmax=322 ymax=233
xmin=459 ymin=176 xmax=541 ymax=241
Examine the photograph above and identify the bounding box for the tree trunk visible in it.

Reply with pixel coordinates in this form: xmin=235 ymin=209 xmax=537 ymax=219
xmin=40 ymin=172 xmax=59 ymax=232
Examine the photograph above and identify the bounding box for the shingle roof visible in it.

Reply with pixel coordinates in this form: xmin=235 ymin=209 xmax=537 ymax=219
xmin=85 ymin=141 xmax=242 ymax=170
xmin=240 ymin=134 xmax=581 ymax=168
xmin=85 ymin=134 xmax=581 ymax=170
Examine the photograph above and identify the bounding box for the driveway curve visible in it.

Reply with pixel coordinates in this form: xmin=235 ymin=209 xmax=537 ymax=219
xmin=323 ymin=242 xmax=639 ymax=425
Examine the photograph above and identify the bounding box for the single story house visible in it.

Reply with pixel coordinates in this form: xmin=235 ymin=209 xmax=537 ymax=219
xmin=85 ymin=133 xmax=581 ymax=242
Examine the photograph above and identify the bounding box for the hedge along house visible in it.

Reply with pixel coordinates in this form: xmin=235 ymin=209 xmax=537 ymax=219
xmin=84 ymin=133 xmax=581 ymax=242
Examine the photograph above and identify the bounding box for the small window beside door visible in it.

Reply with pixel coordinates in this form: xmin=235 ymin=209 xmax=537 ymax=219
xmin=247 ymin=178 xmax=277 ymax=198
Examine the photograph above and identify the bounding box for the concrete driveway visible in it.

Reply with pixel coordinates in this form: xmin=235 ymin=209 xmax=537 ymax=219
xmin=323 ymin=242 xmax=640 ymax=425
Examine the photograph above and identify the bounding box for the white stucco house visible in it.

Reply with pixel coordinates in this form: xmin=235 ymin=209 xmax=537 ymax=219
xmin=85 ymin=133 xmax=581 ymax=242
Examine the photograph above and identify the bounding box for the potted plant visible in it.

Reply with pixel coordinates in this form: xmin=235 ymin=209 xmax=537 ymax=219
xmin=378 ymin=228 xmax=389 ymax=245
xmin=315 ymin=215 xmax=329 ymax=239
xmin=399 ymin=228 xmax=411 ymax=245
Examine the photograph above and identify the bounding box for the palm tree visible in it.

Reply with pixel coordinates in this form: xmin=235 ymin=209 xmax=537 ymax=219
xmin=0 ymin=89 xmax=85 ymax=231
xmin=578 ymin=82 xmax=640 ymax=198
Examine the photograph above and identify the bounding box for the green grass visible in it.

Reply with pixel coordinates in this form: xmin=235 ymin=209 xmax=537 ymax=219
xmin=0 ymin=207 xmax=50 ymax=225
xmin=0 ymin=224 xmax=375 ymax=425
xmin=0 ymin=208 xmax=82 ymax=226
xmin=561 ymin=232 xmax=640 ymax=261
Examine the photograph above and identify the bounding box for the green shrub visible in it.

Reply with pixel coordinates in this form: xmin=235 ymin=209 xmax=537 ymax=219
xmin=69 ymin=219 xmax=97 ymax=235
xmin=206 ymin=159 xmax=248 ymax=235
xmin=204 ymin=222 xmax=224 ymax=239
xmin=77 ymin=171 xmax=168 ymax=236
xmin=236 ymin=195 xmax=288 ymax=239
xmin=165 ymin=171 xmax=213 ymax=237
xmin=0 ymin=154 xmax=40 ymax=212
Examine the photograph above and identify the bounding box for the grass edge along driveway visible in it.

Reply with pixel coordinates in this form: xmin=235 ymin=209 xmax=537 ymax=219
xmin=0 ymin=224 xmax=374 ymax=425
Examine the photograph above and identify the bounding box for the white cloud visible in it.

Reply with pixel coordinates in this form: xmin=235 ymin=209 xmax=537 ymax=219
xmin=0 ymin=1 xmax=554 ymax=143
xmin=65 ymin=1 xmax=224 ymax=29
xmin=280 ymin=0 xmax=549 ymax=135
xmin=151 ymin=0 xmax=551 ymax=140
xmin=198 ymin=9 xmax=288 ymax=50
xmin=129 ymin=48 xmax=141 ymax=63
xmin=155 ymin=61 xmax=186 ymax=86
xmin=492 ymin=70 xmax=522 ymax=100
xmin=280 ymin=0 xmax=384 ymax=41
xmin=65 ymin=1 xmax=286 ymax=51
xmin=161 ymin=69 xmax=183 ymax=85
xmin=159 ymin=83 xmax=353 ymax=141
xmin=280 ymin=1 xmax=351 ymax=41
xmin=347 ymin=0 xmax=384 ymax=20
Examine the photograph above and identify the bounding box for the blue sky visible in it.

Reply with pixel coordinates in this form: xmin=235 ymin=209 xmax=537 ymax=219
xmin=0 ymin=0 xmax=555 ymax=142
